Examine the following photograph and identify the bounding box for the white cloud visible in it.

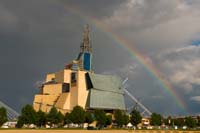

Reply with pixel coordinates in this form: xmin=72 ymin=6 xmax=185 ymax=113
xmin=102 ymin=0 xmax=200 ymax=54
xmin=157 ymin=45 xmax=200 ymax=93
xmin=190 ymin=96 xmax=200 ymax=103
xmin=102 ymin=63 xmax=138 ymax=78
xmin=104 ymin=0 xmax=191 ymax=30
xmin=101 ymin=0 xmax=200 ymax=94
xmin=99 ymin=0 xmax=200 ymax=114
xmin=34 ymin=80 xmax=45 ymax=89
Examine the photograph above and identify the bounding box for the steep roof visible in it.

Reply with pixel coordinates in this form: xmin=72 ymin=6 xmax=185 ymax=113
xmin=86 ymin=73 xmax=126 ymax=110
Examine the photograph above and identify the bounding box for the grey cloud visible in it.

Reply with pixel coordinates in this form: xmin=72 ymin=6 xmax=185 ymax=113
xmin=151 ymin=95 xmax=164 ymax=100
xmin=156 ymin=45 xmax=200 ymax=94
xmin=102 ymin=63 xmax=138 ymax=79
xmin=103 ymin=0 xmax=200 ymax=55
xmin=190 ymin=96 xmax=200 ymax=103
xmin=104 ymin=0 xmax=186 ymax=30
xmin=0 ymin=0 xmax=83 ymax=111
xmin=101 ymin=61 xmax=187 ymax=115
xmin=0 ymin=0 xmax=131 ymax=112
xmin=59 ymin=0 xmax=128 ymax=18
xmin=0 ymin=4 xmax=19 ymax=32
xmin=100 ymin=0 xmax=200 ymax=114
xmin=184 ymin=0 xmax=200 ymax=9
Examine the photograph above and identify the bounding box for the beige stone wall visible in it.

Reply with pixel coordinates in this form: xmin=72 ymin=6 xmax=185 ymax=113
xmin=33 ymin=94 xmax=59 ymax=112
xmin=70 ymin=86 xmax=78 ymax=110
xmin=55 ymin=70 xmax=64 ymax=83
xmin=66 ymin=70 xmax=89 ymax=110
xmin=77 ymin=71 xmax=88 ymax=109
xmin=33 ymin=68 xmax=90 ymax=113
xmin=64 ymin=69 xmax=72 ymax=83
xmin=55 ymin=93 xmax=71 ymax=111
xmin=43 ymin=84 xmax=63 ymax=95
xmin=46 ymin=73 xmax=55 ymax=82
xmin=39 ymin=104 xmax=52 ymax=113
xmin=33 ymin=103 xmax=40 ymax=112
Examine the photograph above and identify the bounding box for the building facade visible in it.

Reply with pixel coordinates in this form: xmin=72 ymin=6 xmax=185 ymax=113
xmin=33 ymin=25 xmax=125 ymax=114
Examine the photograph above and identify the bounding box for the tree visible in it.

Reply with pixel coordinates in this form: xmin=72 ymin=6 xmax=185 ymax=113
xmin=47 ymin=107 xmax=64 ymax=126
xmin=94 ymin=109 xmax=107 ymax=128
xmin=130 ymin=109 xmax=142 ymax=126
xmin=123 ymin=114 xmax=129 ymax=126
xmin=85 ymin=112 xmax=94 ymax=124
xmin=164 ymin=116 xmax=173 ymax=126
xmin=0 ymin=107 xmax=8 ymax=126
xmin=114 ymin=110 xmax=124 ymax=127
xmin=57 ymin=111 xmax=64 ymax=125
xmin=36 ymin=110 xmax=47 ymax=127
xmin=174 ymin=118 xmax=185 ymax=127
xmin=185 ymin=116 xmax=196 ymax=128
xmin=114 ymin=110 xmax=129 ymax=127
xmin=197 ymin=116 xmax=200 ymax=126
xmin=150 ymin=113 xmax=162 ymax=126
xmin=64 ymin=112 xmax=71 ymax=125
xmin=47 ymin=107 xmax=58 ymax=126
xmin=69 ymin=106 xmax=85 ymax=126
xmin=16 ymin=116 xmax=25 ymax=128
xmin=17 ymin=104 xmax=37 ymax=128
xmin=106 ymin=115 xmax=112 ymax=126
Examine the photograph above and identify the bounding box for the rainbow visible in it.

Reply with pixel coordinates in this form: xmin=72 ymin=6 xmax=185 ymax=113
xmin=91 ymin=20 xmax=187 ymax=112
xmin=59 ymin=2 xmax=187 ymax=112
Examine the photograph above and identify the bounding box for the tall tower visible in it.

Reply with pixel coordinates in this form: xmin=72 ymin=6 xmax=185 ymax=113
xmin=77 ymin=24 xmax=92 ymax=71
xmin=80 ymin=24 xmax=92 ymax=53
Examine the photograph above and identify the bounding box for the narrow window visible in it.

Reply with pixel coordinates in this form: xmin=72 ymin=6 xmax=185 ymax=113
xmin=71 ymin=72 xmax=77 ymax=86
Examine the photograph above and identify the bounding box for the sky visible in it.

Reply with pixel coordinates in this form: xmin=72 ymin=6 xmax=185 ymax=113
xmin=0 ymin=0 xmax=200 ymax=116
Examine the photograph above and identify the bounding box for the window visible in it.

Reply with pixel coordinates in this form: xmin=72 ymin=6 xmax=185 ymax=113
xmin=85 ymin=73 xmax=93 ymax=90
xmin=71 ymin=72 xmax=77 ymax=86
xmin=62 ymin=83 xmax=70 ymax=93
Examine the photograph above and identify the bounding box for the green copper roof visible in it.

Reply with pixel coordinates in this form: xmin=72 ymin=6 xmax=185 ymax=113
xmin=88 ymin=73 xmax=124 ymax=94
xmin=86 ymin=73 xmax=125 ymax=110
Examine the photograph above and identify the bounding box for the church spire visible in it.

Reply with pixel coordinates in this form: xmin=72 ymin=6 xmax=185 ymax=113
xmin=80 ymin=24 xmax=92 ymax=53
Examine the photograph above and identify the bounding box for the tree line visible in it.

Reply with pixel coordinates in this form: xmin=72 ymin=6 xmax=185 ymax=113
xmin=0 ymin=105 xmax=142 ymax=128
xmin=149 ymin=112 xmax=200 ymax=129
xmin=15 ymin=105 xmax=141 ymax=128
xmin=1 ymin=105 xmax=200 ymax=129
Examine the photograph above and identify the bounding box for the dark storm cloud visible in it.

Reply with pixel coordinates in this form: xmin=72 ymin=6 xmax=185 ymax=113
xmin=0 ymin=0 xmax=82 ymax=111
xmin=1 ymin=0 xmax=199 ymax=115
xmin=0 ymin=0 xmax=129 ymax=112
xmin=60 ymin=0 xmax=128 ymax=18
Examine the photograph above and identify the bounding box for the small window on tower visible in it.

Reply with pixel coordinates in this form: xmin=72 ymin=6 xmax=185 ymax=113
xmin=71 ymin=72 xmax=77 ymax=86
xmin=62 ymin=83 xmax=70 ymax=93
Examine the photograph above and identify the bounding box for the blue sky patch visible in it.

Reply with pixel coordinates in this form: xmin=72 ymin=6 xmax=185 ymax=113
xmin=191 ymin=40 xmax=200 ymax=46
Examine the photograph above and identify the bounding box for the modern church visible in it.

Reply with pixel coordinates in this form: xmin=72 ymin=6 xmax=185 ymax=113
xmin=33 ymin=25 xmax=125 ymax=114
